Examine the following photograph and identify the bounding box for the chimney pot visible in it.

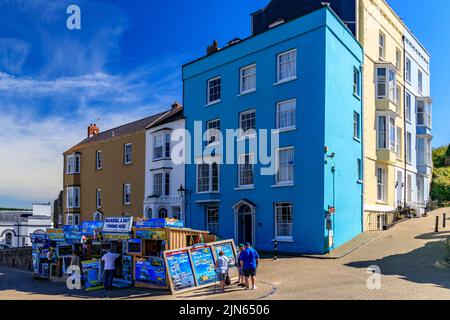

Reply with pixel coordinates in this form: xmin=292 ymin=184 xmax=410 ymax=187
xmin=88 ymin=124 xmax=100 ymax=138
xmin=171 ymin=101 xmax=182 ymax=110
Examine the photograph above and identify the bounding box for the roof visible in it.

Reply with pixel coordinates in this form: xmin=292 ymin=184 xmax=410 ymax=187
xmin=0 ymin=212 xmax=31 ymax=223
xmin=64 ymin=107 xmax=183 ymax=154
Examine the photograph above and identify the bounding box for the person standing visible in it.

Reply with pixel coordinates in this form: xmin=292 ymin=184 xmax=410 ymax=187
xmin=239 ymin=242 xmax=259 ymax=290
xmin=215 ymin=251 xmax=230 ymax=293
xmin=235 ymin=244 xmax=245 ymax=287
xmin=101 ymin=250 xmax=121 ymax=291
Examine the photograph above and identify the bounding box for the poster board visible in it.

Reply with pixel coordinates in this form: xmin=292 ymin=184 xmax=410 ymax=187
xmin=134 ymin=257 xmax=167 ymax=288
xmin=127 ymin=239 xmax=142 ymax=255
xmin=46 ymin=229 xmax=65 ymax=242
xmin=190 ymin=245 xmax=217 ymax=286
xmin=163 ymin=249 xmax=196 ymax=294
xmin=211 ymin=240 xmax=237 ymax=267
xmin=81 ymin=260 xmax=104 ymax=291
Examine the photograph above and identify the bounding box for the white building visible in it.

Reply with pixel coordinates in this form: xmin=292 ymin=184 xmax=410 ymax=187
xmin=0 ymin=202 xmax=53 ymax=247
xmin=404 ymin=29 xmax=432 ymax=215
xmin=144 ymin=103 xmax=186 ymax=221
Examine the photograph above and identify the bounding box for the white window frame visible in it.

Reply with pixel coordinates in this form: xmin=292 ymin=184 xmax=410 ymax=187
xmin=353 ymin=111 xmax=360 ymax=140
xmin=207 ymin=76 xmax=221 ymax=105
xmin=405 ymin=92 xmax=412 ymax=122
xmin=406 ymin=174 xmax=412 ymax=203
xmin=240 ymin=64 xmax=256 ymax=94
xmin=123 ymin=183 xmax=131 ymax=205
xmin=379 ymin=32 xmax=385 ymax=60
xmin=276 ymin=99 xmax=296 ymax=131
xmin=206 ymin=206 xmax=219 ymax=235
xmin=274 ymin=202 xmax=293 ymax=241
xmin=206 ymin=119 xmax=221 ymax=145
xmin=66 ymin=154 xmax=80 ymax=174
xmin=275 ymin=147 xmax=294 ymax=185
xmin=96 ymin=188 xmax=102 ymax=209
xmin=66 ymin=214 xmax=80 ymax=226
xmin=376 ymin=115 xmax=396 ymax=151
xmin=153 ymin=133 xmax=171 ymax=160
xmin=396 ymin=126 xmax=402 ymax=158
xmin=377 ymin=167 xmax=386 ymax=202
xmin=66 ymin=186 xmax=80 ymax=209
xmin=406 ymin=132 xmax=412 ymax=164
xmin=396 ymin=49 xmax=401 ymax=71
xmin=239 ymin=109 xmax=256 ymax=138
xmin=196 ymin=162 xmax=220 ymax=193
xmin=96 ymin=150 xmax=102 ymax=170
xmin=405 ymin=58 xmax=411 ymax=83
xmin=124 ymin=143 xmax=132 ymax=165
xmin=238 ymin=153 xmax=254 ymax=188
xmin=353 ymin=67 xmax=360 ymax=97
xmin=418 ymin=70 xmax=423 ymax=94
xmin=376 ymin=66 xmax=397 ymax=102
xmin=357 ymin=159 xmax=363 ymax=183
xmin=276 ymin=49 xmax=297 ymax=83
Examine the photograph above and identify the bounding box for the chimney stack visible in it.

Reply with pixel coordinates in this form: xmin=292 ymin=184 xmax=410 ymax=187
xmin=206 ymin=40 xmax=220 ymax=55
xmin=171 ymin=101 xmax=182 ymax=110
xmin=88 ymin=124 xmax=100 ymax=138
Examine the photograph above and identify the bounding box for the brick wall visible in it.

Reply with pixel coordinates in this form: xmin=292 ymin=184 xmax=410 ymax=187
xmin=0 ymin=247 xmax=32 ymax=269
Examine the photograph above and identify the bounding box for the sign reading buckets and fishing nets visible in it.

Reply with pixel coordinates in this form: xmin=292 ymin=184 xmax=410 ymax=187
xmin=163 ymin=240 xmax=237 ymax=294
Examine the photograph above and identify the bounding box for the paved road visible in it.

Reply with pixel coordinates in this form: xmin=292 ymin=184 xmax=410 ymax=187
xmin=1 ymin=208 xmax=450 ymax=300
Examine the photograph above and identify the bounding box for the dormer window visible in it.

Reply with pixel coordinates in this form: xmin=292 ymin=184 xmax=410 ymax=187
xmin=66 ymin=153 xmax=80 ymax=174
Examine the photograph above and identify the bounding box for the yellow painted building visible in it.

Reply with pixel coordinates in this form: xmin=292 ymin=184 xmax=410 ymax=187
xmin=357 ymin=0 xmax=406 ymax=229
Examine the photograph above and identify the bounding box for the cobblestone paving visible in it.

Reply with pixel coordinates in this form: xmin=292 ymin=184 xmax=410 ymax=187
xmin=1 ymin=208 xmax=449 ymax=300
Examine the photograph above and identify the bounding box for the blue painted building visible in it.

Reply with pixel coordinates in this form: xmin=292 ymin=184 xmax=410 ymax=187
xmin=182 ymin=6 xmax=363 ymax=254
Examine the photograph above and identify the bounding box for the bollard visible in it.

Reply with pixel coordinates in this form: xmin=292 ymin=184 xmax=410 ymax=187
xmin=435 ymin=216 xmax=439 ymax=233
xmin=444 ymin=213 xmax=447 ymax=228
xmin=274 ymin=240 xmax=278 ymax=261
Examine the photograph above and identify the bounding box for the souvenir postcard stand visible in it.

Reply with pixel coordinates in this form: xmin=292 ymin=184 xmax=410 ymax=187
xmin=131 ymin=225 xmax=210 ymax=290
xmin=163 ymin=239 xmax=237 ymax=295
xmin=31 ymin=234 xmax=51 ymax=280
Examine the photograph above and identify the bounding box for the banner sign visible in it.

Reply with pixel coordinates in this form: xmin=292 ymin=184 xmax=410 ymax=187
xmin=81 ymin=221 xmax=103 ymax=237
xmin=46 ymin=229 xmax=65 ymax=242
xmin=121 ymin=255 xmax=133 ymax=284
xmin=103 ymin=233 xmax=130 ymax=240
xmin=81 ymin=260 xmax=104 ymax=291
xmin=135 ymin=218 xmax=184 ymax=229
xmin=135 ymin=257 xmax=166 ymax=287
xmin=190 ymin=245 xmax=217 ymax=286
xmin=135 ymin=229 xmax=166 ymax=240
xmin=63 ymin=225 xmax=82 ymax=244
xmin=165 ymin=249 xmax=196 ymax=292
xmin=103 ymin=217 xmax=133 ymax=233
xmin=31 ymin=233 xmax=49 ymax=244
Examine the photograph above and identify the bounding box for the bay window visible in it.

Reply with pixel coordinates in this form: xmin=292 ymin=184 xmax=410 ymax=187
xmin=67 ymin=186 xmax=80 ymax=208
xmin=377 ymin=115 xmax=397 ymax=151
xmin=376 ymin=66 xmax=397 ymax=102
xmin=417 ymin=100 xmax=432 ymax=127
xmin=153 ymin=133 xmax=171 ymax=160
xmin=66 ymin=154 xmax=80 ymax=174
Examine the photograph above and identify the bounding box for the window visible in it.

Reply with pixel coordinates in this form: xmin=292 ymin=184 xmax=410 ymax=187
xmin=172 ymin=207 xmax=182 ymax=220
xmin=377 ymin=67 xmax=396 ymax=101
xmin=153 ymin=173 xmax=163 ymax=197
xmin=66 ymin=214 xmax=80 ymax=226
xmin=406 ymin=132 xmax=412 ymax=163
xmin=396 ymin=49 xmax=401 ymax=71
xmin=66 ymin=154 xmax=80 ymax=174
xmin=153 ymin=134 xmax=171 ymax=160
xmin=277 ymin=49 xmax=297 ymax=82
xmin=377 ymin=167 xmax=386 ymax=202
xmin=123 ymin=184 xmax=131 ymax=205
xmin=96 ymin=150 xmax=102 ymax=170
xmin=379 ymin=32 xmax=385 ymax=59
xmin=406 ymin=174 xmax=412 ymax=203
xmin=206 ymin=206 xmax=219 ymax=235
xmin=377 ymin=115 xmax=396 ymax=151
xmin=96 ymin=189 xmax=101 ymax=208
xmin=207 ymin=77 xmax=221 ymax=104
xmin=353 ymin=111 xmax=360 ymax=140
xmin=405 ymin=58 xmax=411 ymax=83
xmin=357 ymin=159 xmax=363 ymax=182
xmin=389 ymin=118 xmax=396 ymax=151
xmin=276 ymin=147 xmax=294 ymax=185
xmin=276 ymin=99 xmax=296 ymax=130
xmin=93 ymin=211 xmax=102 ymax=222
xmin=396 ymin=127 xmax=402 ymax=158
xmin=206 ymin=119 xmax=221 ymax=145
xmin=353 ymin=68 xmax=360 ymax=97
xmin=405 ymin=92 xmax=412 ymax=122
xmin=426 ymin=139 xmax=432 ymax=166
xmin=165 ymin=172 xmax=170 ymax=196
xmin=124 ymin=143 xmax=132 ymax=165
xmin=67 ymin=186 xmax=80 ymax=208
xmin=418 ymin=70 xmax=423 ymax=93
xmin=377 ymin=116 xmax=387 ymax=149
xmin=238 ymin=154 xmax=254 ymax=187
xmin=239 ymin=110 xmax=256 ymax=136
xmin=165 ymin=134 xmax=171 ymax=158
xmin=158 ymin=208 xmax=168 ymax=219
xmin=417 ymin=100 xmax=431 ymax=127
xmin=197 ymin=163 xmax=219 ymax=193
xmin=417 ymin=177 xmax=424 ymax=203
xmin=240 ymin=64 xmax=256 ymax=94
xmin=275 ymin=203 xmax=293 ymax=241
xmin=5 ymin=232 xmax=12 ymax=246
xmin=396 ymin=85 xmax=401 ymax=112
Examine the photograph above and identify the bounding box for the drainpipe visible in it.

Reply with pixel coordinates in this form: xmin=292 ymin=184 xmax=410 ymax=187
xmin=360 ymin=61 xmax=365 ymax=232
xmin=402 ymin=35 xmax=408 ymax=211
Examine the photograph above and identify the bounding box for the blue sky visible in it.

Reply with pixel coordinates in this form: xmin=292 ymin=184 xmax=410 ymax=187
xmin=0 ymin=0 xmax=447 ymax=208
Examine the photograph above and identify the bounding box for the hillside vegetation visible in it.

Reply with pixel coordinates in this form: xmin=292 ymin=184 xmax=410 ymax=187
xmin=431 ymin=145 xmax=450 ymax=206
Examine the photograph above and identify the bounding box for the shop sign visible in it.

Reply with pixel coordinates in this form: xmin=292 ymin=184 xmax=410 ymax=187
xmin=103 ymin=217 xmax=133 ymax=233
xmin=135 ymin=229 xmax=166 ymax=240
xmin=63 ymin=225 xmax=82 ymax=244
xmin=46 ymin=229 xmax=65 ymax=242
xmin=135 ymin=218 xmax=184 ymax=229
xmin=81 ymin=221 xmax=104 ymax=237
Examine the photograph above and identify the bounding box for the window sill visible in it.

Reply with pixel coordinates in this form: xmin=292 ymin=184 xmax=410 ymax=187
xmin=152 ymin=157 xmax=171 ymax=162
xmin=271 ymin=183 xmax=294 ymax=188
xmin=237 ymin=134 xmax=256 ymax=141
xmin=124 ymin=162 xmax=132 ymax=166
xmin=376 ymin=201 xmax=388 ymax=205
xmin=274 ymin=127 xmax=296 ymax=134
xmin=353 ymin=137 xmax=361 ymax=143
xmin=357 ymin=180 xmax=364 ymax=185
xmin=234 ymin=186 xmax=255 ymax=191
xmin=197 ymin=191 xmax=221 ymax=195
xmin=353 ymin=93 xmax=361 ymax=100
xmin=238 ymin=89 xmax=256 ymax=97
xmin=271 ymin=238 xmax=294 ymax=243
xmin=205 ymin=100 xmax=221 ymax=107
xmin=274 ymin=76 xmax=297 ymax=86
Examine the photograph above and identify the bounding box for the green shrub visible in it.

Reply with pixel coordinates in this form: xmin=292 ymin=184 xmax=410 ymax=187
xmin=433 ymin=145 xmax=449 ymax=168
xmin=431 ymin=167 xmax=450 ymax=203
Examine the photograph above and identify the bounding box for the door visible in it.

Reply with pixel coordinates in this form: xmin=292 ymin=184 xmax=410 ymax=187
xmin=396 ymin=171 xmax=403 ymax=207
xmin=237 ymin=204 xmax=254 ymax=245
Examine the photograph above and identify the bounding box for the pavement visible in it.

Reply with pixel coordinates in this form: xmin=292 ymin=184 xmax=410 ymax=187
xmin=1 ymin=207 xmax=450 ymax=300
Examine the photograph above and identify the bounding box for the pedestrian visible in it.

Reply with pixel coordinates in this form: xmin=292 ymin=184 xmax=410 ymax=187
xmin=69 ymin=249 xmax=81 ymax=269
xmin=235 ymin=243 xmax=245 ymax=287
xmin=239 ymin=242 xmax=259 ymax=290
xmin=215 ymin=250 xmax=229 ymax=293
xmin=101 ymin=249 xmax=121 ymax=291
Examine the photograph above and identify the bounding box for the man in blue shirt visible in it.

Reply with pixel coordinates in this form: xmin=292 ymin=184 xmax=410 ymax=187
xmin=239 ymin=242 xmax=259 ymax=290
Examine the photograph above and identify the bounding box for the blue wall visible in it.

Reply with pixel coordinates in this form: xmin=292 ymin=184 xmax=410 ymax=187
xmin=182 ymin=7 xmax=363 ymax=254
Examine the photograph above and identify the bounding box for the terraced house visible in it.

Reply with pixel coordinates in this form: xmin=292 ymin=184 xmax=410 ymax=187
xmin=63 ymin=106 xmax=182 ymax=225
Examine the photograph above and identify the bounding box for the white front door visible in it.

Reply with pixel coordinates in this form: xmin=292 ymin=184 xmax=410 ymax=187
xmin=395 ymin=170 xmax=403 ymax=207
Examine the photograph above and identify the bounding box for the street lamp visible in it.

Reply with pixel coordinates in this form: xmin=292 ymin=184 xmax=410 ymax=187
xmin=177 ymin=185 xmax=186 ymax=198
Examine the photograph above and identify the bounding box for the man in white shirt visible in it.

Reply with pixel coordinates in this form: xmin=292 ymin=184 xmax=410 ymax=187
xmin=101 ymin=250 xmax=121 ymax=291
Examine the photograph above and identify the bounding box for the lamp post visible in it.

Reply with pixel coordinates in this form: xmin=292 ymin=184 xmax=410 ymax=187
xmin=177 ymin=185 xmax=186 ymax=222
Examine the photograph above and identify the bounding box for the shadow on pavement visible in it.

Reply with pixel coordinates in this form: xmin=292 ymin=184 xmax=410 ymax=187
xmin=345 ymin=236 xmax=450 ymax=290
